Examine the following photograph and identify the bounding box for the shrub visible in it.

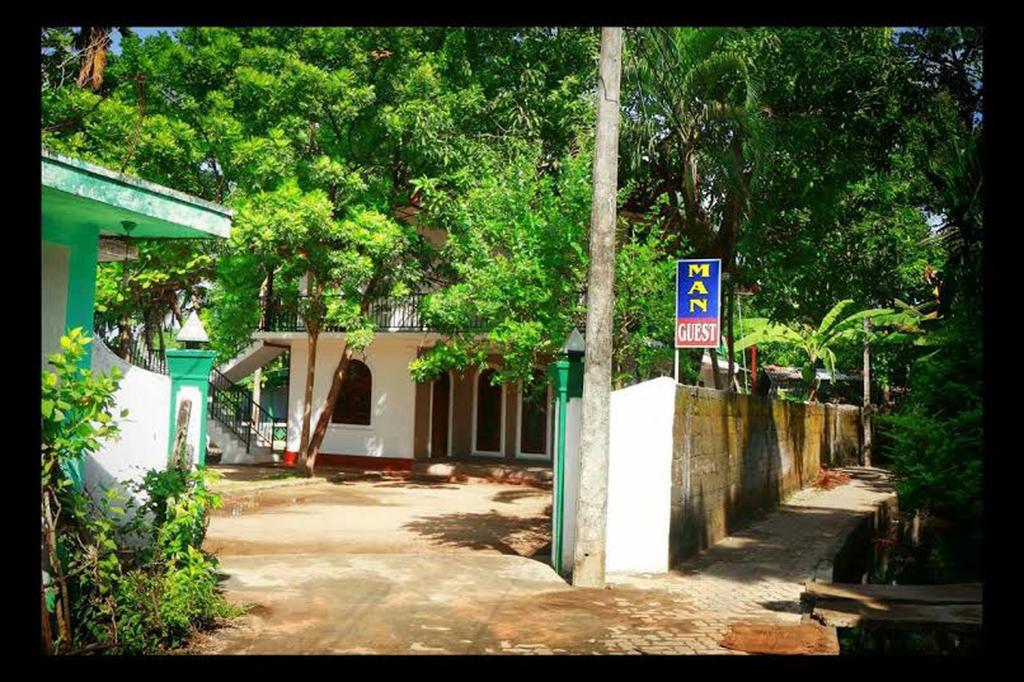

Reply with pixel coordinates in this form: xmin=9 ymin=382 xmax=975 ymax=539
xmin=42 ymin=330 xmax=240 ymax=655
xmin=879 ymin=308 xmax=982 ymax=520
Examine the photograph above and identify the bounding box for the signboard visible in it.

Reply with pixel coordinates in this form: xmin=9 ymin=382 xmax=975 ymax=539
xmin=675 ymin=258 xmax=722 ymax=349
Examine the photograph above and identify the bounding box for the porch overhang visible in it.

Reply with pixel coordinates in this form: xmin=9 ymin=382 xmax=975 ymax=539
xmin=42 ymin=148 xmax=233 ymax=240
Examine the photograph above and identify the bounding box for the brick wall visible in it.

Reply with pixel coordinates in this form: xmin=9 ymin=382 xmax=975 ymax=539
xmin=669 ymin=385 xmax=862 ymax=564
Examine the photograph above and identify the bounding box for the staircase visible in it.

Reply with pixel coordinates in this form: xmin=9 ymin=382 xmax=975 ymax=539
xmin=207 ymin=417 xmax=276 ymax=464
xmin=219 ymin=339 xmax=286 ymax=383
xmin=207 ymin=368 xmax=285 ymax=465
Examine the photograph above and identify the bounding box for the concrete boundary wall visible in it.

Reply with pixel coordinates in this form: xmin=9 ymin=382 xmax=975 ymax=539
xmin=87 ymin=338 xmax=172 ymax=491
xmin=669 ymin=385 xmax=862 ymax=565
xmin=606 ymin=377 xmax=676 ymax=574
xmin=604 ymin=379 xmax=863 ymax=574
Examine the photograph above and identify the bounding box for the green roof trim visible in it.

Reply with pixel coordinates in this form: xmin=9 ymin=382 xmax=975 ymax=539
xmin=42 ymin=148 xmax=232 ymax=240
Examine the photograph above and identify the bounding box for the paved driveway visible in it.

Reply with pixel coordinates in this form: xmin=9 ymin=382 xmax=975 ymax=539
xmin=195 ymin=467 xmax=894 ymax=655
xmin=204 ymin=472 xmax=553 ymax=558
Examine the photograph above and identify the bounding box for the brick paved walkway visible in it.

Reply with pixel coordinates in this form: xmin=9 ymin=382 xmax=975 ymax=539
xmin=596 ymin=467 xmax=895 ymax=654
xmin=197 ymin=467 xmax=894 ymax=655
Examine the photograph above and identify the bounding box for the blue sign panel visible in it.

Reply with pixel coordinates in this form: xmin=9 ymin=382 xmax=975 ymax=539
xmin=675 ymin=259 xmax=722 ymax=349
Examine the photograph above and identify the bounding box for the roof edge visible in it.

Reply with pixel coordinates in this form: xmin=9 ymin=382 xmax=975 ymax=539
xmin=42 ymin=148 xmax=234 ymax=219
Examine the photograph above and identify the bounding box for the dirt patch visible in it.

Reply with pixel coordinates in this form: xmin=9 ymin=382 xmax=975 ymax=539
xmin=485 ymin=586 xmax=699 ymax=651
xmin=721 ymin=622 xmax=840 ymax=655
xmin=215 ymin=485 xmax=394 ymax=517
xmin=206 ymin=477 xmax=553 ymax=559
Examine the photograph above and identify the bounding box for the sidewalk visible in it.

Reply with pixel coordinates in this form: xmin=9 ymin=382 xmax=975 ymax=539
xmin=195 ymin=467 xmax=894 ymax=655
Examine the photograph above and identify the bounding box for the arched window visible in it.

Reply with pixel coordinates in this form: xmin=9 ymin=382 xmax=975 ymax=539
xmin=332 ymin=359 xmax=372 ymax=425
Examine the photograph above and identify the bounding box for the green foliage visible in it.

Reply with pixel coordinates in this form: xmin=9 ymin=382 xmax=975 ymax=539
xmin=621 ymin=27 xmax=761 ymax=266
xmin=880 ymin=308 xmax=982 ymax=520
xmin=735 ymin=300 xmax=901 ymax=400
xmin=612 ymin=223 xmax=682 ymax=386
xmin=63 ymin=467 xmax=239 ymax=655
xmin=41 ymin=332 xmax=237 ymax=655
xmin=41 ymin=328 xmax=123 ymax=474
xmin=409 ymin=138 xmax=592 ymax=384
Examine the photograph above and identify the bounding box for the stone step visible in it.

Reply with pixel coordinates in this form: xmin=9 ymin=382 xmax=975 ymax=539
xmin=207 ymin=418 xmax=277 ymax=465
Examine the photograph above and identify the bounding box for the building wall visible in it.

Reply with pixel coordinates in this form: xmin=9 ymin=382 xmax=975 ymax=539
xmin=41 ymin=241 xmax=70 ymax=370
xmin=286 ymin=336 xmax=420 ymax=459
xmin=41 ymin=222 xmax=100 ymax=366
xmin=669 ymin=384 xmax=863 ymax=564
xmin=600 ymin=379 xmax=863 ymax=574
xmin=282 ymin=339 xmax=556 ymax=463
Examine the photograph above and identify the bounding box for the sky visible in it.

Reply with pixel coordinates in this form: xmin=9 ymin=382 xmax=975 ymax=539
xmin=110 ymin=27 xmax=180 ymax=54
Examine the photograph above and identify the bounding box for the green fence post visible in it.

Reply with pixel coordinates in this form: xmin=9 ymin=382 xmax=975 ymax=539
xmin=166 ymin=349 xmax=217 ymax=468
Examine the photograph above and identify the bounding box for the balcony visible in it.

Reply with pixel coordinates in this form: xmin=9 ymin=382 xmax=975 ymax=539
xmin=262 ymin=293 xmax=431 ymax=333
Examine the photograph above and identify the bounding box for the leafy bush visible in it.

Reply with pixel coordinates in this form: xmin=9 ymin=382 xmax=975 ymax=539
xmin=879 ymin=309 xmax=982 ymax=520
xmin=42 ymin=330 xmax=240 ymax=655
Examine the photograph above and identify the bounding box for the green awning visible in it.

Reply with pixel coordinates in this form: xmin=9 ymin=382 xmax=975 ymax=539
xmin=42 ymin=149 xmax=232 ymax=240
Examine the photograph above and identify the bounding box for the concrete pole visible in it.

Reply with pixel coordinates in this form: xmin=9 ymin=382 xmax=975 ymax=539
xmin=862 ymin=318 xmax=873 ymax=468
xmin=573 ymin=26 xmax=622 ymax=588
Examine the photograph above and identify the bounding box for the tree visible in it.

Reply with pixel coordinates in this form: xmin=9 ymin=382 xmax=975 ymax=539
xmin=734 ymin=300 xmax=907 ymax=402
xmin=42 ymin=27 xmax=602 ymax=381
xmin=573 ymin=27 xmax=622 ymax=589
xmin=408 ymin=139 xmax=593 ymax=387
xmin=621 ymin=27 xmax=765 ymax=388
xmin=726 ymin=29 xmax=934 ymax=323
xmin=230 ymin=183 xmax=337 ymax=459
xmin=875 ymin=28 xmax=983 ymax=574
xmin=41 ymin=329 xmax=122 ymax=652
xmin=612 ymin=222 xmax=681 ymax=387
xmin=303 ymin=209 xmax=424 ymax=473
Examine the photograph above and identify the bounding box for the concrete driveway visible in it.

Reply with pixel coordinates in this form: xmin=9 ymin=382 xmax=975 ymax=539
xmin=192 ymin=467 xmax=894 ymax=655
xmin=204 ymin=471 xmax=553 ymax=558
xmin=197 ymin=469 xmax=581 ymax=654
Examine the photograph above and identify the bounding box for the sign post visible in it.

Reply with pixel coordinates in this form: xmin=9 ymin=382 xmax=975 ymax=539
xmin=675 ymin=258 xmax=723 ymax=354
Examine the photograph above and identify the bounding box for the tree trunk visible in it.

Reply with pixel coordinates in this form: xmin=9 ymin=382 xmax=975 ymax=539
xmin=258 ymin=269 xmax=274 ymax=331
xmin=573 ymin=27 xmax=622 ymax=589
xmin=298 ymin=275 xmax=323 ymax=470
xmin=303 ymin=273 xmax=384 ymax=475
xmin=303 ymin=341 xmax=352 ymax=475
xmin=862 ymin=318 xmax=873 ymax=468
xmin=117 ymin=316 xmax=131 ymax=361
xmin=298 ymin=329 xmax=319 ymax=468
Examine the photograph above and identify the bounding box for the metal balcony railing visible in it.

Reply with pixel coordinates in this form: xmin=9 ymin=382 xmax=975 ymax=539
xmin=262 ymin=293 xmax=430 ymax=333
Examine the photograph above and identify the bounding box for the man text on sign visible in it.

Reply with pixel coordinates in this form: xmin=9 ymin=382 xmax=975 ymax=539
xmin=675 ymin=259 xmax=722 ymax=349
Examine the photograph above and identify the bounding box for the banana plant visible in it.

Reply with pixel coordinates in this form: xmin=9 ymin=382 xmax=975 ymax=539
xmin=734 ymin=299 xmax=901 ymax=402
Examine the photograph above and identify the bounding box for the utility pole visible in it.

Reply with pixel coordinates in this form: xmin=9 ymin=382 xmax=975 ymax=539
xmin=862 ymin=317 xmax=873 ymax=467
xmin=573 ymin=26 xmax=622 ymax=588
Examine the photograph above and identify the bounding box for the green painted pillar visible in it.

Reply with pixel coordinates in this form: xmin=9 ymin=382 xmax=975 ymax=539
xmin=62 ymin=231 xmax=99 ymax=490
xmin=64 ymin=229 xmax=100 ymax=366
xmin=549 ymin=352 xmax=584 ymax=577
xmin=42 ymin=225 xmax=100 ymax=491
xmin=166 ymin=349 xmax=217 ymax=468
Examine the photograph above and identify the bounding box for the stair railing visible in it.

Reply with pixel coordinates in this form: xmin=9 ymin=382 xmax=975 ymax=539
xmin=209 ymin=368 xmax=282 ymax=454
